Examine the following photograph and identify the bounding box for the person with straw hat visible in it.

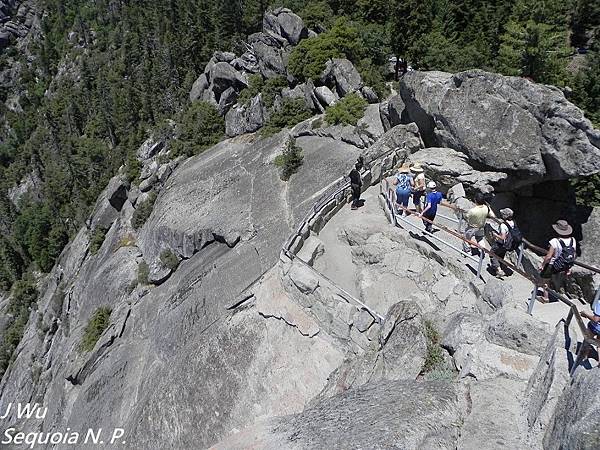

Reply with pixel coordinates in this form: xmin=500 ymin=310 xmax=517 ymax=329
xmin=392 ymin=163 xmax=414 ymax=215
xmin=410 ymin=163 xmax=426 ymax=213
xmin=538 ymin=219 xmax=577 ymax=302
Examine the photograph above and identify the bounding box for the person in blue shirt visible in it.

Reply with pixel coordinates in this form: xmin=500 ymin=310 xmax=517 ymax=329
xmin=419 ymin=181 xmax=443 ymax=233
xmin=581 ymin=301 xmax=600 ymax=337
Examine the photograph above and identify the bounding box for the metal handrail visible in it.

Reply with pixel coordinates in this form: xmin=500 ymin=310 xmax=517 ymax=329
xmin=441 ymin=201 xmax=600 ymax=275
xmin=380 ymin=178 xmax=597 ymax=366
xmin=282 ymin=248 xmax=386 ymax=324
xmin=284 ymin=145 xmax=406 ymax=252
xmin=381 ymin=178 xmax=534 ymax=283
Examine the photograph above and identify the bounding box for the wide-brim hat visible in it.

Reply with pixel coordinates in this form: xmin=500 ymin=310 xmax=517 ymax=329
xmin=410 ymin=164 xmax=424 ymax=173
xmin=552 ymin=220 xmax=572 ymax=236
xmin=398 ymin=163 xmax=410 ymax=173
xmin=499 ymin=208 xmax=513 ymax=219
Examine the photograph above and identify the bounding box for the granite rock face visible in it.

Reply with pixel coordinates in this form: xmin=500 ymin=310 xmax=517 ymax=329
xmin=0 ymin=130 xmax=363 ymax=449
xmin=544 ymin=366 xmax=600 ymax=450
xmin=214 ymin=380 xmax=466 ymax=450
xmin=400 ymin=70 xmax=600 ymax=182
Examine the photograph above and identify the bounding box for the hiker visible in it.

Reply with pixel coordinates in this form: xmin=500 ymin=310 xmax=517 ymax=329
xmin=419 ymin=181 xmax=443 ymax=233
xmin=538 ymin=220 xmax=577 ymax=302
xmin=349 ymin=158 xmax=363 ymax=210
xmin=411 ymin=163 xmax=426 ymax=213
xmin=489 ymin=208 xmax=522 ymax=278
xmin=462 ymin=193 xmax=495 ymax=255
xmin=581 ymin=303 xmax=600 ymax=337
xmin=392 ymin=163 xmax=414 ymax=216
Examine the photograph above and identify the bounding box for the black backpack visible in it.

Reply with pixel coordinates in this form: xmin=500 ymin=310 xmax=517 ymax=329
xmin=503 ymin=221 xmax=523 ymax=251
xmin=552 ymin=238 xmax=576 ymax=272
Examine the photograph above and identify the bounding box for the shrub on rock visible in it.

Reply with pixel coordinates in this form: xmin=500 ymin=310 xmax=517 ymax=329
xmin=159 ymin=249 xmax=179 ymax=271
xmin=325 ymin=93 xmax=368 ymax=126
xmin=90 ymin=227 xmax=108 ymax=255
xmin=288 ymin=18 xmax=360 ymax=81
xmin=274 ymin=137 xmax=304 ymax=181
xmin=131 ymin=191 xmax=157 ymax=230
xmin=261 ymin=98 xmax=313 ymax=136
xmin=79 ymin=307 xmax=111 ymax=353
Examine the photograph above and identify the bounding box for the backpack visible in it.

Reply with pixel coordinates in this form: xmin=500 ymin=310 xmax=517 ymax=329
xmin=552 ymin=238 xmax=576 ymax=272
xmin=396 ymin=174 xmax=411 ymax=192
xmin=503 ymin=221 xmax=523 ymax=251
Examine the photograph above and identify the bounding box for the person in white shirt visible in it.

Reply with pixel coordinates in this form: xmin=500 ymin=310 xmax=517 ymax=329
xmin=489 ymin=208 xmax=516 ymax=278
xmin=538 ymin=220 xmax=577 ymax=302
xmin=410 ymin=164 xmax=426 ymax=213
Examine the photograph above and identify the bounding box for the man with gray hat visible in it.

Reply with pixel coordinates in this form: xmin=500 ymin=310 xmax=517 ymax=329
xmin=489 ymin=208 xmax=519 ymax=278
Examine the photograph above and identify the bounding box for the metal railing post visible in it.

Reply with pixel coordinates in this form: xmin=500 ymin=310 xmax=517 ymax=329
xmin=527 ymin=287 xmax=537 ymax=315
xmin=476 ymin=251 xmax=485 ymax=279
xmin=517 ymin=243 xmax=524 ymax=269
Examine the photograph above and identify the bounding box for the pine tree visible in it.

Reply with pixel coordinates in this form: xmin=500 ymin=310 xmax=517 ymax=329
xmin=498 ymin=20 xmax=570 ymax=84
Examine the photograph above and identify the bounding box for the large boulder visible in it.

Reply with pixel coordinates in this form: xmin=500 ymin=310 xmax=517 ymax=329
xmin=225 ymin=94 xmax=269 ymax=137
xmin=248 ymin=32 xmax=289 ymax=79
xmin=209 ymin=62 xmax=248 ymax=97
xmin=380 ymin=94 xmax=406 ymax=131
xmin=400 ymin=70 xmax=600 ymax=183
xmin=106 ymin=176 xmax=129 ymax=211
xmin=485 ymin=305 xmax=553 ymax=356
xmin=407 ymin=147 xmax=509 ymax=194
xmin=263 ymin=7 xmax=308 ymax=46
xmin=320 ymin=58 xmax=363 ymax=97
xmin=189 ymin=73 xmax=209 ymax=102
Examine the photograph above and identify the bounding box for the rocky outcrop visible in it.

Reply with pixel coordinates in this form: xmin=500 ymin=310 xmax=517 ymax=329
xmin=407 ymin=147 xmax=509 ymax=194
xmin=224 ymin=94 xmax=269 ymax=137
xmin=544 ymin=366 xmax=600 ymax=449
xmin=400 ymin=70 xmax=600 ymax=184
xmin=188 ymin=11 xmax=382 ymax=139
xmin=214 ymin=380 xmax=466 ymax=449
xmin=319 ymin=58 xmax=363 ymax=97
xmin=189 ymin=8 xmax=308 ymax=111
xmin=263 ymin=7 xmax=308 ymax=46
xmin=6 ymin=170 xmax=41 ymax=207
xmin=0 ymin=1 xmax=37 ymax=50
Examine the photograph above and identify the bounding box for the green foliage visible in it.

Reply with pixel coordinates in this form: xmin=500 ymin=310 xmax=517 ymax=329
xmin=390 ymin=0 xmax=434 ymax=67
xmin=125 ymin=150 xmax=142 ymax=184
xmin=299 ymin=1 xmax=334 ymax=31
xmin=170 ymin=101 xmax=224 ymax=158
xmin=0 ymin=237 xmax=24 ymax=291
xmin=89 ymin=227 xmax=108 ymax=255
xmin=79 ymin=307 xmax=111 ymax=353
xmin=570 ymin=50 xmax=600 ymax=126
xmin=571 ymin=0 xmax=600 ymax=47
xmin=498 ymin=20 xmax=570 ymax=84
xmin=14 ymin=203 xmax=68 ymax=273
xmin=324 ymin=93 xmax=368 ymax=126
xmin=131 ymin=192 xmax=157 ymax=230
xmin=238 ymin=75 xmax=288 ymax=108
xmin=160 ymin=249 xmax=180 ymax=271
xmin=422 ymin=319 xmax=444 ymax=374
xmin=238 ymin=74 xmax=265 ymax=105
xmin=571 ymin=174 xmax=600 ymax=206
xmin=0 ymin=277 xmax=38 ymax=378
xmin=288 ymin=18 xmax=361 ymax=81
xmin=262 ymin=76 xmax=289 ymax=107
xmin=137 ymin=261 xmax=150 ymax=285
xmin=274 ymin=137 xmax=304 ymax=181
xmin=261 ymin=98 xmax=313 ymax=136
